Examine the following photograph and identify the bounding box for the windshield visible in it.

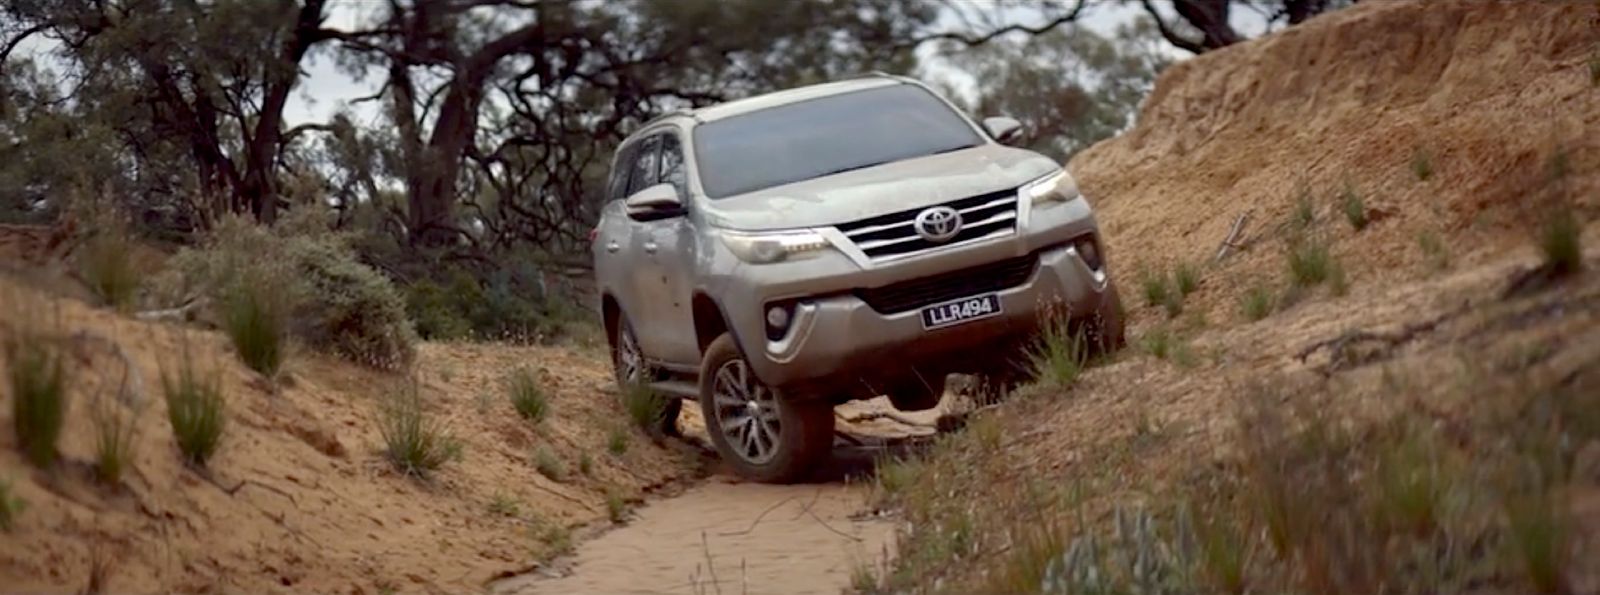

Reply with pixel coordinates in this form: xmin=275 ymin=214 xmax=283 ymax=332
xmin=692 ymin=84 xmax=985 ymax=199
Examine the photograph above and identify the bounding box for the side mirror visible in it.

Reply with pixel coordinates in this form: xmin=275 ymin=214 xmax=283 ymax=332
xmin=624 ymin=183 xmax=685 ymax=221
xmin=983 ymin=116 xmax=1024 ymax=145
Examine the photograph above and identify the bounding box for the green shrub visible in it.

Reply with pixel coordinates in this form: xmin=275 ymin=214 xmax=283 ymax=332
xmin=1411 ymin=148 xmax=1434 ymax=181
xmin=620 ymin=382 xmax=670 ymax=432
xmin=1538 ymin=208 xmax=1581 ymax=276
xmin=1174 ymin=262 xmax=1200 ymax=296
xmin=288 ymin=239 xmax=415 ymax=369
xmin=0 ymin=478 xmax=24 ymax=531
xmin=222 ymin=281 xmax=289 ymax=377
xmin=8 ymin=333 xmax=67 ymax=468
xmin=1287 ymin=237 xmax=1333 ymax=287
xmin=1241 ymin=285 xmax=1274 ymax=322
xmin=91 ymin=391 xmax=139 ymax=485
xmin=1340 ymin=183 xmax=1367 ymax=231
xmin=79 ymin=227 xmax=140 ymax=311
xmin=534 ymin=446 xmax=565 ymax=482
xmin=162 ymin=353 xmax=226 ymax=467
xmin=1141 ymin=326 xmax=1175 ymax=360
xmin=380 ymin=384 xmax=460 ymax=478
xmin=607 ymin=425 xmax=629 ymax=455
xmin=508 ymin=368 xmax=548 ymax=423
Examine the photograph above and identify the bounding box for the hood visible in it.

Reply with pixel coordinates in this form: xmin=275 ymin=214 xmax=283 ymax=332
xmin=699 ymin=144 xmax=1060 ymax=231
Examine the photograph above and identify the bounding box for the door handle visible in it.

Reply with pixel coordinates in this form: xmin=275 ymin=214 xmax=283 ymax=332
xmin=606 ymin=240 xmax=620 ymax=253
xmin=642 ymin=241 xmax=658 ymax=254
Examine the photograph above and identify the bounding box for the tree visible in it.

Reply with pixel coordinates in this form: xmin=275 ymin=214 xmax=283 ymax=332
xmin=1137 ymin=0 xmax=1353 ymax=54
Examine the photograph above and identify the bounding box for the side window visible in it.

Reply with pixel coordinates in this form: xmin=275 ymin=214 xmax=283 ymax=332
xmin=607 ymin=142 xmax=639 ymax=201
xmin=626 ymin=135 xmax=662 ymax=196
xmin=659 ymin=134 xmax=689 ymax=198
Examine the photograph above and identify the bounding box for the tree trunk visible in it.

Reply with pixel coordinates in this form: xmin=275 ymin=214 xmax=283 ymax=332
xmin=241 ymin=0 xmax=328 ymax=224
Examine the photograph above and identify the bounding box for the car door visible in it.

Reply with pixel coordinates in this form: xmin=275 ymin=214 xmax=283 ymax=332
xmin=642 ymin=132 xmax=700 ymax=365
xmin=596 ymin=138 xmax=647 ymax=341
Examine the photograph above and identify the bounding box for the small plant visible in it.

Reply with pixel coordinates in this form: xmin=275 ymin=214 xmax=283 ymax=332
xmin=79 ymin=227 xmax=141 ymax=311
xmin=1241 ymin=285 xmax=1274 ymax=322
xmin=0 ymin=478 xmax=25 ymax=531
xmin=1287 ymin=237 xmax=1333 ymax=287
xmin=1418 ymin=231 xmax=1450 ymax=272
xmin=1191 ymin=505 xmax=1248 ymax=594
xmin=1411 ymin=148 xmax=1434 ymax=181
xmin=507 ymin=368 xmax=548 ymax=423
xmin=1328 ymin=259 xmax=1349 ymax=297
xmin=532 ymin=516 xmax=574 ymax=560
xmin=1590 ymin=52 xmax=1600 ymax=86
xmin=1140 ymin=270 xmax=1171 ymax=309
xmin=850 ymin=559 xmax=881 ymax=593
xmin=534 ymin=446 xmax=565 ymax=482
xmin=1174 ymin=262 xmax=1200 ymax=296
xmin=1372 ymin=425 xmax=1446 ymax=536
xmin=8 ymin=334 xmax=67 ymax=469
xmin=607 ymin=425 xmax=629 ymax=455
xmin=162 ymin=351 xmax=226 ymax=467
xmin=875 ymin=457 xmax=919 ymax=500
xmin=1161 ymin=288 xmax=1185 ymax=319
xmin=380 ymin=384 xmax=461 ymax=478
xmin=606 ymin=489 xmax=627 ymax=523
xmin=1340 ymin=183 xmax=1368 ymax=231
xmin=1140 ymin=326 xmax=1175 ymax=360
xmin=578 ymin=452 xmax=594 ymax=477
xmin=91 ymin=388 xmax=140 ymax=486
xmin=1505 ymin=488 xmax=1571 ymax=594
xmin=1538 ymin=207 xmax=1582 ymax=276
xmin=222 ymin=282 xmax=289 ymax=378
xmin=488 ymin=493 xmax=521 ymax=518
xmin=1027 ymin=318 xmax=1087 ymax=390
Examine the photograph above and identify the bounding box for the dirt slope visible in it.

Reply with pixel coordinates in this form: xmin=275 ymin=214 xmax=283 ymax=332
xmin=1072 ymin=0 xmax=1599 ymax=324
xmin=0 ymin=276 xmax=706 ymax=594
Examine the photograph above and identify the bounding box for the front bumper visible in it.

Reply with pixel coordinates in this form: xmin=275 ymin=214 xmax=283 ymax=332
xmin=739 ymin=242 xmax=1117 ymax=398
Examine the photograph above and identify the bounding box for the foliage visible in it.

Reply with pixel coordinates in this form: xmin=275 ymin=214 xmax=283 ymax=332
xmin=607 ymin=425 xmax=630 ymax=455
xmin=91 ymin=381 xmax=141 ymax=486
xmin=380 ymin=384 xmax=461 ymax=478
xmin=1173 ymin=262 xmax=1200 ymax=296
xmin=1027 ymin=316 xmax=1088 ymax=390
xmin=1340 ymin=183 xmax=1367 ymax=230
xmin=620 ymin=382 xmax=670 ymax=433
xmin=287 ymin=237 xmax=416 ymax=369
xmin=534 ymin=446 xmax=565 ymax=482
xmin=1140 ymin=269 xmax=1171 ymax=309
xmin=509 ymin=368 xmax=549 ymax=423
xmin=1287 ymin=236 xmax=1334 ymax=288
xmin=606 ymin=489 xmax=628 ymax=523
xmin=162 ymin=350 xmax=226 ymax=467
xmin=1241 ymin=285 xmax=1274 ymax=321
xmin=79 ymin=222 xmax=141 ymax=311
xmin=7 ymin=329 xmax=67 ymax=468
xmin=222 ymin=278 xmax=290 ymax=378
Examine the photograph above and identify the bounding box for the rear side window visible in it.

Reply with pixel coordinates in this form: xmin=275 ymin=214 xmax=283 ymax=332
xmin=626 ymin=135 xmax=662 ymax=196
xmin=607 ymin=142 xmax=640 ymax=201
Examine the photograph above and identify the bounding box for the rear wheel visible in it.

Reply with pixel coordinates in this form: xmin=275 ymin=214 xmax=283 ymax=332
xmin=611 ymin=315 xmax=681 ymax=437
xmin=698 ymin=334 xmax=834 ymax=483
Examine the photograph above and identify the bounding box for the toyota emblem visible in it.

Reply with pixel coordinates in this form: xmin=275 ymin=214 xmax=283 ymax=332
xmin=913 ymin=206 xmax=963 ymax=243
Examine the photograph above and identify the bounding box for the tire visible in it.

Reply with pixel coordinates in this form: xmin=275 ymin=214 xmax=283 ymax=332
xmin=1086 ymin=283 xmax=1128 ymax=355
xmin=698 ymin=333 xmax=834 ymax=483
xmin=611 ymin=314 xmax=681 ymax=437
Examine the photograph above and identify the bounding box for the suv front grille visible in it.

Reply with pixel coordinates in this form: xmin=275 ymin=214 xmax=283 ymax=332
xmin=855 ymin=253 xmax=1038 ymax=314
xmin=835 ymin=188 xmax=1019 ymax=260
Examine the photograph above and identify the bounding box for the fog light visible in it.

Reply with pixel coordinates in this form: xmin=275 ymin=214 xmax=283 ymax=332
xmin=1074 ymin=236 xmax=1104 ymax=272
xmin=766 ymin=306 xmax=790 ymax=329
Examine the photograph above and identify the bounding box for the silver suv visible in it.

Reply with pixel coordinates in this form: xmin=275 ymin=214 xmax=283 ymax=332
xmin=592 ymin=74 xmax=1124 ymax=482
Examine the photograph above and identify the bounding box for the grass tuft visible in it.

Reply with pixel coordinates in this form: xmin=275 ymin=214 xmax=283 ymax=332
xmin=162 ymin=351 xmax=226 ymax=467
xmin=606 ymin=489 xmax=627 ymax=523
xmin=221 ymin=282 xmax=289 ymax=378
xmin=1590 ymin=52 xmax=1600 ymax=86
xmin=488 ymin=493 xmax=521 ymax=518
xmin=91 ymin=389 xmax=139 ymax=486
xmin=1174 ymin=262 xmax=1200 ymax=296
xmin=1538 ymin=207 xmax=1582 ymax=276
xmin=1241 ymin=285 xmax=1274 ymax=322
xmin=1506 ymin=487 xmax=1571 ymax=594
xmin=8 ymin=333 xmax=67 ymax=469
xmin=1411 ymin=148 xmax=1434 ymax=181
xmin=1027 ymin=316 xmax=1088 ymax=390
xmin=1340 ymin=183 xmax=1368 ymax=231
xmin=507 ymin=368 xmax=548 ymax=423
xmin=1140 ymin=269 xmax=1171 ymax=310
xmin=578 ymin=451 xmax=594 ymax=477
xmin=1418 ymin=230 xmax=1451 ymax=272
xmin=0 ymin=478 xmax=24 ymax=532
xmin=607 ymin=425 xmax=629 ymax=455
xmin=1140 ymin=326 xmax=1175 ymax=360
xmin=1292 ymin=186 xmax=1316 ymax=231
xmin=379 ymin=384 xmax=461 ymax=478
xmin=1287 ymin=237 xmax=1333 ymax=288
xmin=620 ymin=382 xmax=669 ymax=432
xmin=80 ymin=228 xmax=141 ymax=311
xmin=534 ymin=446 xmax=565 ymax=482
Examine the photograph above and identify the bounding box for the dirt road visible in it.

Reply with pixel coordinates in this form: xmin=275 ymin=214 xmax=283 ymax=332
xmin=494 ymin=399 xmax=941 ymax=595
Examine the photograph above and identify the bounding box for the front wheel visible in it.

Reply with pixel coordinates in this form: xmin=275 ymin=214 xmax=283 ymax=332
xmin=698 ymin=334 xmax=834 ymax=483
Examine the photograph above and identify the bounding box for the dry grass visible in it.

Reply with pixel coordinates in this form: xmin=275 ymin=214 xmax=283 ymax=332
xmin=379 ymin=382 xmax=461 ymax=478
xmin=0 ymin=478 xmax=24 ymax=532
xmin=508 ymin=368 xmax=548 ymax=423
xmin=7 ymin=322 xmax=67 ymax=469
xmin=161 ymin=348 xmax=226 ymax=468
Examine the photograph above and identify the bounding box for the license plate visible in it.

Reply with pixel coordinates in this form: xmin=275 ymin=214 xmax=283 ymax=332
xmin=921 ymin=294 xmax=1002 ymax=330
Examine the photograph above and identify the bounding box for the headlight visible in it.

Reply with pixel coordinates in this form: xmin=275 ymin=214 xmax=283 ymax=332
xmin=1025 ymin=169 xmax=1081 ymax=205
xmin=718 ymin=229 xmax=831 ymax=264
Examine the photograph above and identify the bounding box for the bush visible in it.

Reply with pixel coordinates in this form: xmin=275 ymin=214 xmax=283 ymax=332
xmin=1538 ymin=208 xmax=1581 ymax=276
xmin=402 ymin=262 xmax=591 ymax=344
xmin=534 ymin=446 xmax=564 ymax=482
xmin=288 ymin=239 xmax=415 ymax=369
xmin=508 ymin=368 xmax=548 ymax=423
xmin=162 ymin=352 xmax=226 ymax=467
xmin=8 ymin=333 xmax=67 ymax=468
xmin=380 ymin=384 xmax=460 ymax=478
xmin=0 ymin=478 xmax=24 ymax=532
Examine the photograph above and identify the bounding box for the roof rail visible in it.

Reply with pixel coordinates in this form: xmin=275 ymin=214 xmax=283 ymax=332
xmin=843 ymin=70 xmax=913 ymax=83
xmin=634 ymin=108 xmax=697 ymax=132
